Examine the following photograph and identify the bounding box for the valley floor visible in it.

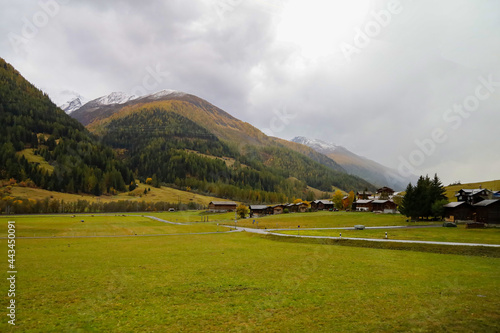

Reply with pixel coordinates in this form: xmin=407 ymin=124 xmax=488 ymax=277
xmin=0 ymin=212 xmax=498 ymax=332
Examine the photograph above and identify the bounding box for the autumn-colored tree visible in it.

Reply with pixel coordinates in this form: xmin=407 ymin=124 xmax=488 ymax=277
xmin=343 ymin=190 xmax=355 ymax=210
xmin=145 ymin=177 xmax=153 ymax=185
xmin=236 ymin=204 xmax=249 ymax=219
xmin=332 ymin=190 xmax=344 ymax=210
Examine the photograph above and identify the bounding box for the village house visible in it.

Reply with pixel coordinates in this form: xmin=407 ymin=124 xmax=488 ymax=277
xmin=208 ymin=201 xmax=237 ymax=212
xmin=293 ymin=202 xmax=309 ymax=213
xmin=310 ymin=200 xmax=333 ymax=211
xmin=443 ymin=201 xmax=475 ymax=222
xmin=356 ymin=191 xmax=373 ymax=200
xmin=371 ymin=200 xmax=398 ymax=213
xmin=455 ymin=188 xmax=493 ymax=205
xmin=354 ymin=199 xmax=373 ymax=212
xmin=249 ymin=205 xmax=272 ymax=218
xmin=473 ymin=199 xmax=500 ymax=224
xmin=376 ymin=187 xmax=395 ymax=199
xmin=272 ymin=204 xmax=285 ymax=215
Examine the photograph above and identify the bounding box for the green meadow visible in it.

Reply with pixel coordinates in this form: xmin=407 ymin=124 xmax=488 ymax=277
xmin=0 ymin=213 xmax=499 ymax=332
xmin=0 ymin=215 xmax=224 ymax=238
xmin=278 ymin=225 xmax=500 ymax=245
xmin=230 ymin=211 xmax=431 ymax=229
xmin=149 ymin=211 xmax=235 ymax=224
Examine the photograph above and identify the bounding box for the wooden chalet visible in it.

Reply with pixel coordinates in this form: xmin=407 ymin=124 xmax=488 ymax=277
xmin=310 ymin=200 xmax=333 ymax=211
xmin=371 ymin=200 xmax=397 ymax=213
xmin=443 ymin=201 xmax=474 ymax=221
xmin=455 ymin=188 xmax=492 ymax=205
xmin=249 ymin=205 xmax=272 ymax=218
xmin=473 ymin=199 xmax=500 ymax=224
xmin=357 ymin=191 xmax=373 ymax=200
xmin=354 ymin=199 xmax=372 ymax=212
xmin=272 ymin=204 xmax=285 ymax=215
xmin=376 ymin=187 xmax=395 ymax=198
xmin=289 ymin=202 xmax=309 ymax=213
xmin=208 ymin=201 xmax=237 ymax=212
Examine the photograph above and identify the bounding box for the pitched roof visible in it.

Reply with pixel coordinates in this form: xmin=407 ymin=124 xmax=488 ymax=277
xmin=473 ymin=199 xmax=500 ymax=207
xmin=209 ymin=201 xmax=237 ymax=206
xmin=444 ymin=202 xmax=467 ymax=208
xmin=315 ymin=200 xmax=333 ymax=204
xmin=355 ymin=200 xmax=373 ymax=204
xmin=372 ymin=200 xmax=389 ymax=204
xmin=455 ymin=189 xmax=490 ymax=197
xmin=377 ymin=187 xmax=395 ymax=193
xmin=249 ymin=205 xmax=269 ymax=210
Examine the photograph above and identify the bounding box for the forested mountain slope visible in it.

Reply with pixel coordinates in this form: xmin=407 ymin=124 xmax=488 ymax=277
xmin=0 ymin=58 xmax=133 ymax=194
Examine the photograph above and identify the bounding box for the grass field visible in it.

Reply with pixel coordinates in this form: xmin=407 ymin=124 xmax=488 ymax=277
xmin=277 ymin=225 xmax=500 ymax=245
xmin=0 ymin=215 xmax=225 ymax=238
xmin=1 ymin=231 xmax=499 ymax=332
xmin=227 ymin=211 xmax=428 ymax=229
xmin=1 ymin=214 xmax=499 ymax=331
xmin=149 ymin=211 xmax=235 ymax=224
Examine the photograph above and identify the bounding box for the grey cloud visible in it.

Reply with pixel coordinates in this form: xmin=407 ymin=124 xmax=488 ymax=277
xmin=0 ymin=0 xmax=499 ymax=185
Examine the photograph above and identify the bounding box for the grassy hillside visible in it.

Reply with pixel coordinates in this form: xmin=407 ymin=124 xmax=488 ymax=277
xmin=4 ymin=182 xmax=223 ymax=206
xmin=445 ymin=179 xmax=500 ymax=201
xmin=16 ymin=148 xmax=54 ymax=173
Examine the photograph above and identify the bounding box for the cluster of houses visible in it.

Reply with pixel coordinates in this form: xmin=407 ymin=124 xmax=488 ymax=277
xmin=207 ymin=186 xmax=500 ymax=224
xmin=352 ymin=187 xmax=399 ymax=213
xmin=208 ymin=200 xmax=335 ymax=217
xmin=444 ymin=188 xmax=500 ymax=224
xmin=207 ymin=187 xmax=402 ymax=217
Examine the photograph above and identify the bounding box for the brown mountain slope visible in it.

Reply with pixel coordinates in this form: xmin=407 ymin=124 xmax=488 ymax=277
xmin=75 ymin=92 xmax=348 ymax=173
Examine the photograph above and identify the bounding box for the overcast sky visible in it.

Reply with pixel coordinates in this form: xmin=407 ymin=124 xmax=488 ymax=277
xmin=1 ymin=0 xmax=499 ymax=186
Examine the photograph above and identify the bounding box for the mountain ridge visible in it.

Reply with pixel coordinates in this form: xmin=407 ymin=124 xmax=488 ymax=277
xmin=291 ymin=136 xmax=416 ymax=191
xmin=71 ymin=89 xmax=376 ymax=197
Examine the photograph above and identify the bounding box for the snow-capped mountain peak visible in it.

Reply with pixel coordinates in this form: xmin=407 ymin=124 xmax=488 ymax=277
xmin=94 ymin=92 xmax=138 ymax=106
xmin=60 ymin=97 xmax=87 ymax=114
xmin=143 ymin=89 xmax=186 ymax=100
xmin=292 ymin=136 xmax=338 ymax=153
xmin=51 ymin=90 xmax=88 ymax=114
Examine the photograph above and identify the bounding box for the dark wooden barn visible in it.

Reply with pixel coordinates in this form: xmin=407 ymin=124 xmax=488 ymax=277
xmin=208 ymin=201 xmax=237 ymax=212
xmin=443 ymin=201 xmax=474 ymax=221
xmin=473 ymin=199 xmax=500 ymax=224
xmin=249 ymin=205 xmax=272 ymax=217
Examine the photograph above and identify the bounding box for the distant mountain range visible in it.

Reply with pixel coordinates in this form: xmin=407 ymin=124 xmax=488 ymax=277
xmin=291 ymin=137 xmax=415 ymax=191
xmin=68 ymin=88 xmax=376 ymax=201
xmin=67 ymin=89 xmax=412 ymax=192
